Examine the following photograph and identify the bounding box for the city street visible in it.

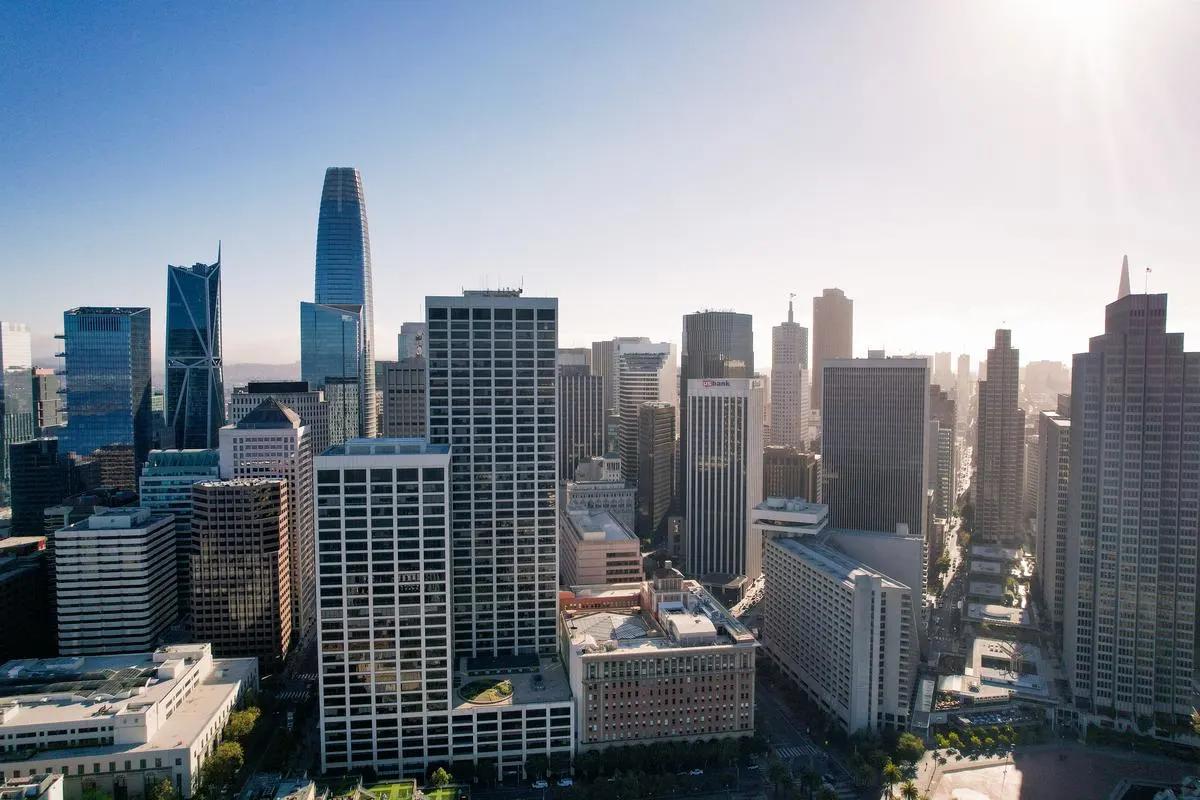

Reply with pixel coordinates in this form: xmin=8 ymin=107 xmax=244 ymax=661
xmin=754 ymin=678 xmax=859 ymax=799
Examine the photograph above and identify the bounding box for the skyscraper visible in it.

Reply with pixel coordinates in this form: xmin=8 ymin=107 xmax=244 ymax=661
xmin=762 ymin=446 xmax=821 ymax=502
xmin=592 ymin=336 xmax=649 ymax=414
xmin=955 ymin=353 xmax=972 ymax=434
xmin=821 ymin=357 xmax=929 ymax=536
xmin=684 ymin=377 xmax=765 ymax=599
xmin=230 ymin=380 xmax=329 ymax=456
xmin=60 ymin=307 xmax=152 ymax=463
xmin=377 ymin=357 xmax=427 ymax=439
xmin=31 ymin=367 xmax=64 ymax=434
xmin=8 ymin=439 xmax=73 ymax=535
xmin=397 ymin=321 xmax=427 ymax=359
xmin=635 ymin=401 xmax=675 ymax=537
xmin=1064 ymin=262 xmax=1200 ymax=730
xmin=426 ymin=290 xmax=559 ymax=657
xmin=301 ymin=167 xmax=376 ymax=437
xmin=0 ymin=322 xmax=35 ymax=499
xmin=770 ymin=299 xmax=808 ymax=449
xmin=975 ymin=329 xmax=1024 ymax=543
xmin=219 ymin=399 xmax=314 ymax=645
xmin=614 ymin=340 xmax=676 ymax=484
xmin=932 ymin=352 xmax=953 ymax=390
xmin=1036 ymin=399 xmax=1069 ymax=631
xmin=166 ymin=254 xmax=224 ymax=449
xmin=928 ymin=385 xmax=957 ymax=518
xmin=557 ymin=358 xmax=604 ymax=481
xmin=811 ymin=289 xmax=853 ymax=411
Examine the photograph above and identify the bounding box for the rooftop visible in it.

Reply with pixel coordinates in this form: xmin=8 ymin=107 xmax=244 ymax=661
xmin=966 ymin=602 xmax=1034 ymax=628
xmin=770 ymin=536 xmax=907 ymax=590
xmin=564 ymin=509 xmax=636 ymax=543
xmin=235 ymin=398 xmax=302 ymax=429
xmin=61 ymin=508 xmax=166 ymax=532
xmin=970 ymin=544 xmax=1020 ymax=562
xmin=321 ymin=438 xmax=449 ymax=457
xmin=451 ymin=657 xmax=569 ymax=711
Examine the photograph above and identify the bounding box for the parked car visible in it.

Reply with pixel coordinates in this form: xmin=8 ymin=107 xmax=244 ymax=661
xmin=556 ymin=777 xmax=574 ymax=788
xmin=688 ymin=769 xmax=704 ymax=776
xmin=532 ymin=779 xmax=548 ymax=789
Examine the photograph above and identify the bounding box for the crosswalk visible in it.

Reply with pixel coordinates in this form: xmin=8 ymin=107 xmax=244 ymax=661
xmin=277 ymin=689 xmax=311 ymax=703
xmin=775 ymin=743 xmax=819 ymax=760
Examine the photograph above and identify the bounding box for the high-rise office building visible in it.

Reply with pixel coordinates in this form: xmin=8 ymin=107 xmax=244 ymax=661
xmin=811 ymin=289 xmax=853 ymax=411
xmin=219 ymin=398 xmax=314 ymax=645
xmin=763 ymin=446 xmax=821 ymax=502
xmin=166 ymin=256 xmax=224 ymax=449
xmin=139 ymin=449 xmax=221 ymax=618
xmin=770 ymin=300 xmax=809 ymax=450
xmin=558 ymin=347 xmax=591 ymax=371
xmin=592 ymin=337 xmax=649 ymax=414
xmin=230 ymin=380 xmax=329 ymax=456
xmin=60 ymin=307 xmax=153 ymax=464
xmin=1036 ymin=399 xmax=1070 ymax=631
xmin=426 ymin=290 xmax=559 ymax=657
xmin=558 ymin=359 xmax=604 ymax=482
xmin=8 ymin=438 xmax=97 ymax=536
xmin=975 ymin=329 xmax=1024 ymax=543
xmin=377 ymin=357 xmax=427 ymax=439
xmin=955 ymin=353 xmax=972 ymax=434
xmin=191 ymin=478 xmax=291 ymax=667
xmin=325 ymin=376 xmax=361 ymax=447
xmin=558 ymin=508 xmax=642 ymax=587
xmin=54 ymin=508 xmax=177 ymax=655
xmin=932 ymin=352 xmax=953 ymax=390
xmin=564 ymin=455 xmax=637 ymax=530
xmin=397 ymin=321 xmax=427 ymax=359
xmin=684 ymin=377 xmax=765 ymax=599
xmin=614 ymin=340 xmax=676 ymax=484
xmin=636 ymin=401 xmax=675 ymax=537
xmin=1064 ymin=264 xmax=1200 ymax=730
xmin=0 ymin=535 xmax=54 ymax=661
xmin=1 ymin=322 xmax=35 ymax=499
xmin=300 ymin=167 xmax=376 ymax=437
xmin=928 ymin=385 xmax=957 ymax=519
xmin=821 ymin=357 xmax=929 ymax=536
xmin=31 ymin=367 xmax=64 ymax=433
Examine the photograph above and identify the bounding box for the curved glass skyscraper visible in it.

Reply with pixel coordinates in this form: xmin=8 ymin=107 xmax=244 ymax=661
xmin=166 ymin=253 xmax=224 ymax=449
xmin=301 ymin=167 xmax=376 ymax=438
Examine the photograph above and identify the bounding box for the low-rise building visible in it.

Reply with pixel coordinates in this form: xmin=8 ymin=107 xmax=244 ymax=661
xmin=0 ymin=773 xmax=63 ymax=800
xmin=559 ymin=509 xmax=642 ymax=587
xmin=560 ymin=565 xmax=757 ymax=750
xmin=563 ymin=469 xmax=637 ymax=532
xmin=0 ymin=644 xmax=258 ymax=800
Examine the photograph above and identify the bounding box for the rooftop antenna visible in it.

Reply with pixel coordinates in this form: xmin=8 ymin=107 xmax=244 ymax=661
xmin=788 ymin=292 xmax=795 ymax=323
xmin=1145 ymin=267 xmax=1152 ymax=294
xmin=216 ymin=240 xmax=222 ymax=267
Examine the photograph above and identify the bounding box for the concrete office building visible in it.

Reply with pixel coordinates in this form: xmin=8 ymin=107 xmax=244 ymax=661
xmin=750 ymin=498 xmax=829 ymax=542
xmin=635 ymin=402 xmax=675 ymax=537
xmin=0 ymin=322 xmax=35 ymax=501
xmin=54 ymin=509 xmax=177 ymax=656
xmin=7 ymin=439 xmax=89 ymax=536
xmin=770 ymin=300 xmax=809 ymax=450
xmin=0 ymin=536 xmax=53 ymax=662
xmin=684 ymin=378 xmax=765 ymax=599
xmin=928 ymin=385 xmax=957 ymax=519
xmin=1064 ymin=260 xmax=1200 ymax=730
xmin=762 ymin=535 xmax=915 ymax=733
xmin=229 ymin=381 xmax=329 ymax=456
xmin=324 ymin=377 xmax=360 ymax=448
xmin=821 ymin=357 xmax=929 ymax=538
xmin=558 ymin=358 xmax=605 ymax=483
xmin=138 ymin=449 xmax=221 ymax=617
xmin=560 ymin=567 xmax=757 ymax=749
xmin=559 ymin=509 xmax=642 ymax=587
xmin=190 ymin=479 xmax=291 ymax=668
xmin=932 ymin=352 xmax=953 ymax=391
xmin=1036 ymin=400 xmax=1070 ymax=630
xmin=32 ymin=368 xmax=64 ymax=434
xmin=975 ymin=329 xmax=1025 ymax=543
xmin=811 ymin=289 xmax=852 ymax=411
xmin=0 ymin=774 xmax=63 ymax=800
xmin=614 ymin=341 xmax=676 ymax=484
xmin=762 ymin=446 xmax=821 ymax=503
xmin=563 ymin=460 xmax=637 ymax=530
xmin=377 ymin=357 xmax=427 ymax=439
xmin=0 ymin=643 xmax=257 ymax=800
xmin=592 ymin=337 xmax=649 ymax=415
xmin=397 ymin=321 xmax=426 ymax=359
xmin=219 ymin=399 xmax=314 ymax=646
xmin=955 ymin=354 xmax=972 ymax=434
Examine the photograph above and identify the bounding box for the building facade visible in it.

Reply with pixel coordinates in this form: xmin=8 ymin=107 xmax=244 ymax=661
xmin=397 ymin=321 xmax=427 ymax=359
xmin=821 ymin=357 xmax=929 ymax=538
xmin=559 ymin=509 xmax=642 ymax=587
xmin=635 ymin=401 xmax=675 ymax=537
xmin=762 ymin=446 xmax=821 ymax=503
xmin=1063 ymin=268 xmax=1200 ymax=729
xmin=811 ymin=289 xmax=852 ymax=411
xmin=1036 ymin=404 xmax=1069 ymax=630
xmin=770 ymin=301 xmax=809 ymax=449
xmin=557 ymin=360 xmax=605 ymax=482
xmin=928 ymin=386 xmax=957 ymax=519
xmin=0 ymin=536 xmax=53 ymax=662
xmin=165 ymin=258 xmax=224 ymax=450
xmin=32 ymin=368 xmax=64 ymax=434
xmin=614 ymin=341 xmax=676 ymax=484
xmin=60 ymin=307 xmax=153 ymax=464
xmin=975 ymin=329 xmax=1024 ymax=543
xmin=563 ymin=465 xmax=637 ymax=531
xmin=190 ymin=479 xmax=291 ymax=667
xmin=377 ymin=357 xmax=427 ymax=439
xmin=0 ymin=322 xmax=35 ymax=500
xmin=54 ymin=509 xmax=177 ymax=656
xmin=229 ymin=381 xmax=329 ymax=456
xmin=684 ymin=378 xmax=765 ymax=597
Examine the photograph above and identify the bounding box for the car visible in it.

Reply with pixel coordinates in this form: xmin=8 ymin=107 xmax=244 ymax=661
xmin=746 ymin=764 xmax=760 ymax=771
xmin=531 ymin=779 xmax=548 ymax=789
xmin=556 ymin=778 xmax=573 ymax=788
xmin=688 ymin=769 xmax=704 ymax=776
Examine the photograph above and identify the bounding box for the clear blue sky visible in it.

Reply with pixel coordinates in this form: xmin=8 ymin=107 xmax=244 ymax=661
xmin=3 ymin=2 xmax=1198 ymax=369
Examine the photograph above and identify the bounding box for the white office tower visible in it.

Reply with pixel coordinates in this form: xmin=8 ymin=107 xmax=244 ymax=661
xmin=219 ymin=398 xmax=315 ymax=646
xmin=770 ymin=299 xmax=809 ymax=449
xmin=230 ymin=380 xmax=330 ymax=455
xmin=55 ymin=508 xmax=178 ymax=655
xmin=315 ymin=439 xmax=453 ymax=775
xmin=684 ymin=378 xmax=765 ymax=600
xmin=1036 ymin=402 xmax=1070 ymax=630
xmin=613 ymin=340 xmax=677 ymax=483
xmin=762 ymin=535 xmax=915 ymax=733
xmin=592 ymin=336 xmax=651 ymax=414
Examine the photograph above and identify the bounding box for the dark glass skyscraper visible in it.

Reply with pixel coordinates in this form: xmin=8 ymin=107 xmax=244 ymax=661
xmin=60 ymin=307 xmax=152 ymax=463
xmin=301 ymin=167 xmax=376 ymax=437
xmin=166 ymin=253 xmax=224 ymax=449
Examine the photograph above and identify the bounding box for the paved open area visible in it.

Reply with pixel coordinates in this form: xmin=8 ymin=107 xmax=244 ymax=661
xmin=924 ymin=746 xmax=1194 ymax=800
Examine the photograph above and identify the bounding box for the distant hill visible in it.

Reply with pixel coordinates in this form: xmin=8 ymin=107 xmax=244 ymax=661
xmin=33 ymin=359 xmax=302 ymax=390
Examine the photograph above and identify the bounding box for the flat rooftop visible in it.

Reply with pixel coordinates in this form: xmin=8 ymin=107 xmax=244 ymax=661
xmin=771 ymin=535 xmax=908 ymax=590
xmin=970 ymin=544 xmax=1020 ymax=562
xmin=968 ymin=580 xmax=1005 ymax=598
xmin=966 ymin=602 xmax=1034 ymax=628
xmin=451 ymin=657 xmax=570 ymax=711
xmin=322 ymin=438 xmax=449 ymax=457
xmin=969 ymin=560 xmax=1005 ymax=575
xmin=565 ymin=509 xmax=636 ymax=543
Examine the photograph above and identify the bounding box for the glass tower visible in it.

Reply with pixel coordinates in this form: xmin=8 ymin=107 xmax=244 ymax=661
xmin=166 ymin=253 xmax=224 ymax=449
xmin=301 ymin=167 xmax=376 ymax=437
xmin=0 ymin=322 xmax=35 ymax=498
xmin=60 ymin=307 xmax=153 ymax=463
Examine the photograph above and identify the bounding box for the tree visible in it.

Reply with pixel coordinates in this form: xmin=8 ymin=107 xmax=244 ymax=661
xmin=881 ymin=760 xmax=903 ymax=798
xmin=899 ymin=780 xmax=920 ymax=800
xmin=202 ymin=741 xmax=245 ymax=788
xmin=816 ymin=788 xmax=839 ymax=800
xmin=767 ymin=757 xmax=790 ymax=797
xmin=148 ymin=779 xmax=178 ymax=800
xmin=223 ymin=707 xmax=261 ymax=741
xmin=894 ymin=732 xmax=926 ymax=764
xmin=81 ymin=790 xmax=113 ymax=800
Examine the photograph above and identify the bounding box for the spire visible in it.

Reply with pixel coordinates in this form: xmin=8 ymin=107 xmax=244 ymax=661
xmin=1118 ymin=254 xmax=1131 ymax=299
xmin=216 ymin=240 xmax=221 ymax=267
xmin=787 ymin=292 xmax=795 ymax=323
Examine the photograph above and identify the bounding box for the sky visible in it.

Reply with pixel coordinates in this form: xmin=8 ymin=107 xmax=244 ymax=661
xmin=2 ymin=1 xmax=1199 ymax=372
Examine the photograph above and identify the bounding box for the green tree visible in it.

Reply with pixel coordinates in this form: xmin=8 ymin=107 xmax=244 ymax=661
xmin=894 ymin=732 xmax=926 ymax=764
xmin=81 ymin=789 xmax=113 ymax=800
xmin=223 ymin=707 xmax=261 ymax=741
xmin=881 ymin=760 xmax=903 ymax=798
xmin=148 ymin=779 xmax=178 ymax=800
xmin=900 ymin=780 xmax=920 ymax=800
xmin=767 ymin=757 xmax=789 ymax=797
xmin=202 ymin=741 xmax=245 ymax=788
xmin=816 ymin=787 xmax=839 ymax=800
xmin=430 ymin=768 xmax=452 ymax=788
